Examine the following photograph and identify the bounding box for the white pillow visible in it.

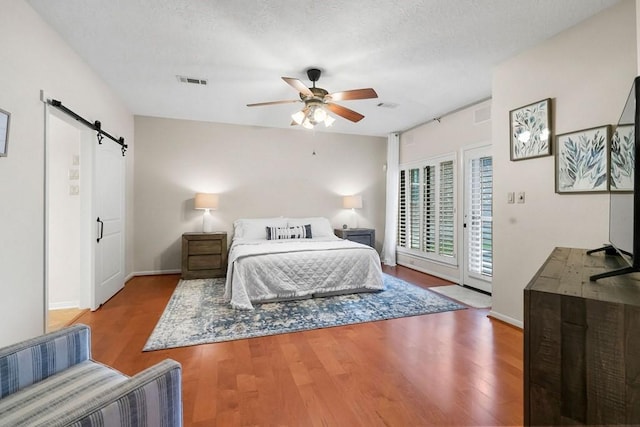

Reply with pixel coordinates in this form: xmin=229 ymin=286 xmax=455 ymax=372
xmin=288 ymin=217 xmax=333 ymax=237
xmin=233 ymin=217 xmax=287 ymax=240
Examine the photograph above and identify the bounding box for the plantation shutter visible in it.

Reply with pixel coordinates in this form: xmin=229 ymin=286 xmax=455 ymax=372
xmin=409 ymin=168 xmax=421 ymax=249
xmin=396 ymin=153 xmax=457 ymax=265
xmin=468 ymin=156 xmax=493 ymax=276
xmin=438 ymin=160 xmax=455 ymax=257
xmin=423 ymin=165 xmax=436 ymax=253
xmin=397 ymin=170 xmax=407 ymax=248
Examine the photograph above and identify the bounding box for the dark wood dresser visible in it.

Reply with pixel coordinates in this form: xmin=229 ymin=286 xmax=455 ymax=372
xmin=524 ymin=247 xmax=640 ymax=426
xmin=181 ymin=232 xmax=227 ymax=279
xmin=334 ymin=228 xmax=375 ymax=248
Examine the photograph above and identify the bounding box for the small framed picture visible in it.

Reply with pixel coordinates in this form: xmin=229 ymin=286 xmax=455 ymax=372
xmin=610 ymin=124 xmax=634 ymax=192
xmin=509 ymin=98 xmax=552 ymax=161
xmin=555 ymin=125 xmax=610 ymax=193
xmin=0 ymin=108 xmax=9 ymax=157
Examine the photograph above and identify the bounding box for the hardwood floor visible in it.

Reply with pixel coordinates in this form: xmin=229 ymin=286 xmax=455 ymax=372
xmin=47 ymin=307 xmax=88 ymax=332
xmin=73 ymin=266 xmax=523 ymax=426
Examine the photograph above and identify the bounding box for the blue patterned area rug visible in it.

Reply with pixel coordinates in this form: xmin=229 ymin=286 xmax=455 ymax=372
xmin=143 ymin=274 xmax=466 ymax=351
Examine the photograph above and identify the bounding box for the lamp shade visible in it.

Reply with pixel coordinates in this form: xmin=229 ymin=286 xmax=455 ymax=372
xmin=194 ymin=193 xmax=218 ymax=210
xmin=343 ymin=195 xmax=363 ymax=209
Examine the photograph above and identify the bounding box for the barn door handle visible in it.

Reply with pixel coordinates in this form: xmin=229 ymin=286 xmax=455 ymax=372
xmin=97 ymin=217 xmax=104 ymax=243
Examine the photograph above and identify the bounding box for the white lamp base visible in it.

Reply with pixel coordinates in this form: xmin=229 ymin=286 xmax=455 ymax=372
xmin=202 ymin=209 xmax=214 ymax=232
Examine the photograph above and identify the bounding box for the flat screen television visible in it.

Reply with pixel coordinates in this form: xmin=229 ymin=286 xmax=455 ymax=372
xmin=589 ymin=76 xmax=639 ymax=280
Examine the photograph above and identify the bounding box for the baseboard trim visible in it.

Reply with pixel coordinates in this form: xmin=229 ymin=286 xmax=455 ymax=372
xmin=49 ymin=301 xmax=80 ymax=310
xmin=488 ymin=310 xmax=523 ymax=329
xmin=132 ymin=269 xmax=181 ymax=277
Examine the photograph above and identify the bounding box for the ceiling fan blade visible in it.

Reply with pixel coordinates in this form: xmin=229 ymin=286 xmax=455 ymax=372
xmin=282 ymin=77 xmax=314 ymax=97
xmin=246 ymin=99 xmax=300 ymax=107
xmin=327 ymin=88 xmax=378 ymax=101
xmin=326 ymin=103 xmax=365 ymax=123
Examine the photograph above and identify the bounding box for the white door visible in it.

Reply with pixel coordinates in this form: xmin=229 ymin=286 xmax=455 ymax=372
xmin=93 ymin=137 xmax=125 ymax=308
xmin=463 ymin=145 xmax=493 ymax=293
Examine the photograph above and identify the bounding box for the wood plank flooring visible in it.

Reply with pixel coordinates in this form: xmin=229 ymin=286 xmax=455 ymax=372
xmin=73 ymin=265 xmax=523 ymax=426
xmin=47 ymin=308 xmax=88 ymax=332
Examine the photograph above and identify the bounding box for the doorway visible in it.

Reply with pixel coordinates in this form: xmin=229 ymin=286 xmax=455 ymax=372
xmin=46 ymin=113 xmax=85 ymax=329
xmin=45 ymin=104 xmax=125 ymax=328
xmin=462 ymin=144 xmax=493 ymax=294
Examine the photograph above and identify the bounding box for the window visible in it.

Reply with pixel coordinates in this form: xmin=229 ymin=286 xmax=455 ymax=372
xmin=397 ymin=154 xmax=456 ymax=264
xmin=468 ymin=156 xmax=493 ymax=277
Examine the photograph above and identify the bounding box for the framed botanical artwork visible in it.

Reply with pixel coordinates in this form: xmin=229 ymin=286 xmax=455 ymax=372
xmin=609 ymin=124 xmax=634 ymax=191
xmin=555 ymin=125 xmax=610 ymax=193
xmin=0 ymin=108 xmax=9 ymax=157
xmin=509 ymin=98 xmax=552 ymax=161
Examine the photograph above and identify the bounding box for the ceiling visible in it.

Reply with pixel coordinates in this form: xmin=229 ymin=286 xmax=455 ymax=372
xmin=28 ymin=0 xmax=621 ymax=137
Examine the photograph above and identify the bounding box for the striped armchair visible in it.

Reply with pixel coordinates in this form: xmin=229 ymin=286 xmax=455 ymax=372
xmin=0 ymin=324 xmax=182 ymax=426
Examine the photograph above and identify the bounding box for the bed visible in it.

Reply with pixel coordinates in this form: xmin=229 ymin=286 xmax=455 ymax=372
xmin=224 ymin=217 xmax=384 ymax=309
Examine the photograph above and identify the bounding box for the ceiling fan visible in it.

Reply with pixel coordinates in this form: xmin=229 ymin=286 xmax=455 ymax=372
xmin=246 ymin=68 xmax=378 ymax=129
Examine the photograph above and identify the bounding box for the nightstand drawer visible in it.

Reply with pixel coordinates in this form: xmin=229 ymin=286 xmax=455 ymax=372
xmin=188 ymin=254 xmax=222 ymax=270
xmin=334 ymin=228 xmax=375 ymax=249
xmin=348 ymin=234 xmax=373 ymax=246
xmin=188 ymin=239 xmax=222 ymax=255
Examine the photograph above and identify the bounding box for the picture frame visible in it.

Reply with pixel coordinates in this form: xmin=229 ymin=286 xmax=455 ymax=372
xmin=555 ymin=125 xmax=610 ymax=193
xmin=0 ymin=108 xmax=9 ymax=157
xmin=609 ymin=124 xmax=634 ymax=192
xmin=509 ymin=98 xmax=552 ymax=161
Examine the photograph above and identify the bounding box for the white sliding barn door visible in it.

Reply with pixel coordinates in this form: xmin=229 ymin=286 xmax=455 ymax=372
xmin=93 ymin=137 xmax=125 ymax=309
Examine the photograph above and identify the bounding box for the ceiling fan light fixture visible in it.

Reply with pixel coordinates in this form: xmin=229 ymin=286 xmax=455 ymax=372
xmin=324 ymin=115 xmax=335 ymax=127
xmin=302 ymin=118 xmax=314 ymax=129
xmin=313 ymin=106 xmax=327 ymax=122
xmin=291 ymin=110 xmax=306 ymax=125
xmin=249 ymin=68 xmax=377 ymax=129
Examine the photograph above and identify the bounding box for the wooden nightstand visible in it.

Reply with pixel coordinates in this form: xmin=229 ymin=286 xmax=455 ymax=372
xmin=181 ymin=232 xmax=227 ymax=279
xmin=334 ymin=228 xmax=375 ymax=248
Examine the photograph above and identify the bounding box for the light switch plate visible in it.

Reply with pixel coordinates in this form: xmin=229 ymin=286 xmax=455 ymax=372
xmin=507 ymin=192 xmax=515 ymax=204
xmin=517 ymin=192 xmax=525 ymax=203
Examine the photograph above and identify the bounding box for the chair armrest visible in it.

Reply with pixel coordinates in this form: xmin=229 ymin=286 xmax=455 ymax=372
xmin=60 ymin=359 xmax=183 ymax=427
xmin=0 ymin=324 xmax=91 ymax=398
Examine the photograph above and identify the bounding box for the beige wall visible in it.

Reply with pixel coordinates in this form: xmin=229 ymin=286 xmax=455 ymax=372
xmin=133 ymin=116 xmax=387 ymax=274
xmin=397 ymin=100 xmax=492 ymax=282
xmin=491 ymin=0 xmax=637 ymax=326
xmin=0 ymin=0 xmax=134 ymax=346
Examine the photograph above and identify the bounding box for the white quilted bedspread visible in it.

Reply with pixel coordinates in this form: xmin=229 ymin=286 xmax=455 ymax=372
xmin=224 ymin=237 xmax=383 ymax=309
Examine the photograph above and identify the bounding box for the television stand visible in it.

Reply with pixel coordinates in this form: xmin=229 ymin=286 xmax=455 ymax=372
xmin=524 ymin=247 xmax=640 ymax=426
xmin=586 ymin=244 xmax=619 ymax=256
xmin=586 ymin=245 xmax=637 ymax=280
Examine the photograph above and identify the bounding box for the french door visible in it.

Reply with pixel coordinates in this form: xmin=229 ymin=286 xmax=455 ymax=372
xmin=463 ymin=145 xmax=493 ymax=293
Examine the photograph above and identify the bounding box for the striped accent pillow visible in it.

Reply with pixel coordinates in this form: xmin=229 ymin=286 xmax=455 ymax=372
xmin=266 ymin=224 xmax=312 ymax=240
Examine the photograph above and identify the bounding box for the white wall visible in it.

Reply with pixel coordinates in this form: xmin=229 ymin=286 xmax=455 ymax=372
xmin=397 ymin=100 xmax=492 ymax=282
xmin=133 ymin=116 xmax=387 ymax=274
xmin=47 ymin=115 xmax=81 ymax=309
xmin=491 ymin=0 xmax=637 ymax=326
xmin=0 ymin=0 xmax=134 ymax=345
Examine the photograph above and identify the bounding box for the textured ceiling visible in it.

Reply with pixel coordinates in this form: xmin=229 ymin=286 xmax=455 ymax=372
xmin=28 ymin=0 xmax=621 ymax=136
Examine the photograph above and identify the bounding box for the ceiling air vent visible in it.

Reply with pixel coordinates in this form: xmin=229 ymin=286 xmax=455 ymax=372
xmin=176 ymin=75 xmax=208 ymax=86
xmin=474 ymin=105 xmax=491 ymax=124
